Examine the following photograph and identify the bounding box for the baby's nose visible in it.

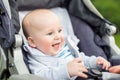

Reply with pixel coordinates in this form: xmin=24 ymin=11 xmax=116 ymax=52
xmin=54 ymin=33 xmax=60 ymax=40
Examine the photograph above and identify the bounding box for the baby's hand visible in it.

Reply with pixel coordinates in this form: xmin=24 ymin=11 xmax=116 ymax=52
xmin=109 ymin=65 xmax=120 ymax=74
xmin=96 ymin=56 xmax=111 ymax=70
xmin=67 ymin=58 xmax=88 ymax=78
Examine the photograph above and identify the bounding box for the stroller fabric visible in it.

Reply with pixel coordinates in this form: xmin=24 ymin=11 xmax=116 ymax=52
xmin=0 ymin=0 xmax=15 ymax=48
xmin=68 ymin=0 xmax=113 ymax=36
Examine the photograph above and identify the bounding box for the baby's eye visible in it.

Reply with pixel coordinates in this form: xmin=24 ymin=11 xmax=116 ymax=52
xmin=58 ymin=29 xmax=62 ymax=33
xmin=47 ymin=32 xmax=53 ymax=35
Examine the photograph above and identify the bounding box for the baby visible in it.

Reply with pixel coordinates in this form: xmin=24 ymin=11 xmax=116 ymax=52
xmin=22 ymin=9 xmax=110 ymax=80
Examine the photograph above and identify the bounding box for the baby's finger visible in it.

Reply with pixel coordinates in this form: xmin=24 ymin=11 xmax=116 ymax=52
xmin=105 ymin=62 xmax=111 ymax=70
xmin=80 ymin=68 xmax=88 ymax=73
xmin=77 ymin=71 xmax=88 ymax=78
xmin=102 ymin=62 xmax=110 ymax=70
xmin=74 ymin=58 xmax=82 ymax=63
xmin=77 ymin=62 xmax=85 ymax=68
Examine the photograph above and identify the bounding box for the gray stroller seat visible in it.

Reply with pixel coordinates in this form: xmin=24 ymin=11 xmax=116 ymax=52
xmin=0 ymin=0 xmax=120 ymax=80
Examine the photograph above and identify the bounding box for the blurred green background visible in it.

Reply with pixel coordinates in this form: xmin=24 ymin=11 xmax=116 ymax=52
xmin=92 ymin=0 xmax=120 ymax=47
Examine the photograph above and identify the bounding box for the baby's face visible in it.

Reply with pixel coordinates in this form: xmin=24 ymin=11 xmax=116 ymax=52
xmin=28 ymin=15 xmax=64 ymax=56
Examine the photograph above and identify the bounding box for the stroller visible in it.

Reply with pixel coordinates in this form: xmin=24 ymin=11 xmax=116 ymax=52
xmin=0 ymin=0 xmax=120 ymax=80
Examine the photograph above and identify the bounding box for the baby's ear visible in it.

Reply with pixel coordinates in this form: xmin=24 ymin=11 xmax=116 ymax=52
xmin=27 ymin=37 xmax=36 ymax=48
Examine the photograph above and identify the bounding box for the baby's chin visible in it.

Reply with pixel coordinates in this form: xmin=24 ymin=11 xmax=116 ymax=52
xmin=50 ymin=50 xmax=61 ymax=56
xmin=53 ymin=51 xmax=60 ymax=56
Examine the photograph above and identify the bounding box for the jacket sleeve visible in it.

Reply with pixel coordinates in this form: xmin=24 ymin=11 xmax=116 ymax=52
xmin=79 ymin=52 xmax=102 ymax=69
xmin=28 ymin=57 xmax=71 ymax=80
xmin=65 ymin=36 xmax=102 ymax=69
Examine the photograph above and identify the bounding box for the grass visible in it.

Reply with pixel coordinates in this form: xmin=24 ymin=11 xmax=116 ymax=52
xmin=114 ymin=32 xmax=120 ymax=48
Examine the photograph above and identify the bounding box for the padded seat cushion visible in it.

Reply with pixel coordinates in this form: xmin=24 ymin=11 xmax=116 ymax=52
xmin=70 ymin=15 xmax=107 ymax=59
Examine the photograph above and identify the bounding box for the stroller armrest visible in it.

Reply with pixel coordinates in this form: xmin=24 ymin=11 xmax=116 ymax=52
xmin=102 ymin=35 xmax=120 ymax=56
xmin=110 ymin=55 xmax=120 ymax=66
xmin=0 ymin=46 xmax=6 ymax=77
xmin=102 ymin=72 xmax=120 ymax=80
xmin=9 ymin=34 xmax=29 ymax=74
xmin=9 ymin=74 xmax=46 ymax=80
xmin=105 ymin=23 xmax=117 ymax=36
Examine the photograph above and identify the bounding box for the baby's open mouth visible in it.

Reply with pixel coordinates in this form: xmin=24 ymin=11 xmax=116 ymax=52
xmin=52 ymin=43 xmax=60 ymax=47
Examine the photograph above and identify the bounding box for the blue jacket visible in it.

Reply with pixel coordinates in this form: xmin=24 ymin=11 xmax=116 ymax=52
xmin=23 ymin=37 xmax=101 ymax=80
